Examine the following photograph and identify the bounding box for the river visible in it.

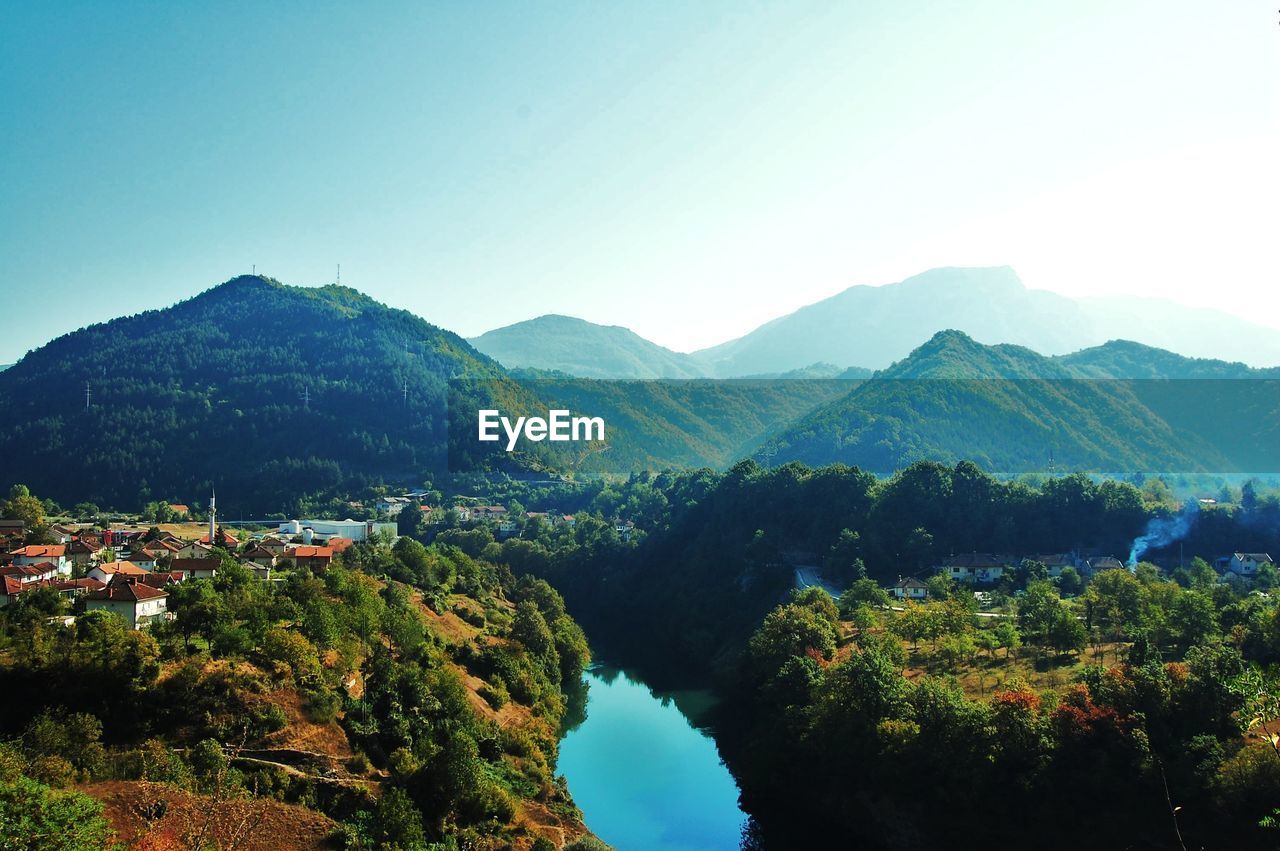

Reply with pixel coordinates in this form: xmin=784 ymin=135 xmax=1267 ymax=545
xmin=558 ymin=663 xmax=748 ymax=851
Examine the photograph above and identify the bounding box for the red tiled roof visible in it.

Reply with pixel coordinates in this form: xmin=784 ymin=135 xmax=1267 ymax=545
xmin=325 ymin=537 xmax=354 ymax=553
xmin=85 ymin=582 xmax=168 ymax=602
xmin=12 ymin=545 xmax=66 ymax=558
xmin=1 ymin=576 xmax=24 ymax=596
xmin=290 ymin=546 xmax=333 ymax=559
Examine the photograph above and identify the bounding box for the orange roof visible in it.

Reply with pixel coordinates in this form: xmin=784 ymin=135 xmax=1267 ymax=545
xmin=12 ymin=545 xmax=66 ymax=558
xmin=96 ymin=561 xmax=150 ymax=575
xmin=290 ymin=546 xmax=333 ymax=558
xmin=325 ymin=537 xmax=354 ymax=553
xmin=168 ymin=504 xmax=190 ymax=513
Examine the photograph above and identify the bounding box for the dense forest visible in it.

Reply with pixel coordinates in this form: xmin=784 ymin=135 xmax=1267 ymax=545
xmin=0 ymin=515 xmax=600 ymax=849
xmin=468 ymin=461 xmax=1280 ymax=849
xmin=0 ymin=277 xmax=564 ymax=516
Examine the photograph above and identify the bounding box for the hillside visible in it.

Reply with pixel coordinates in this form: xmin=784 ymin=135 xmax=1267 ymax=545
xmin=693 ymin=267 xmax=1280 ymax=375
xmin=755 ymin=330 xmax=1279 ymax=475
xmin=1057 ymin=339 xmax=1280 ymax=379
xmin=0 ymin=276 xmax=532 ymax=515
xmin=470 ymin=315 xmax=708 ymax=378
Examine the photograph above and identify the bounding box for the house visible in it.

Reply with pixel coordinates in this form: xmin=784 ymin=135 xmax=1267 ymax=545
xmin=325 ymin=537 xmax=354 ymax=554
xmin=890 ymin=576 xmax=929 ymax=601
xmin=68 ymin=538 xmax=104 ymax=566
xmin=168 ymin=504 xmax=191 ymax=517
xmin=45 ymin=577 xmax=107 ymax=600
xmin=88 ymin=561 xmax=151 ymax=584
xmin=257 ymin=537 xmax=290 ymax=556
xmin=938 ymin=554 xmax=1012 ymax=584
xmin=376 ymin=496 xmax=413 ymax=515
xmin=122 ymin=552 xmax=158 ymax=571
xmin=472 ymin=506 xmax=507 ymax=522
xmin=11 ymin=545 xmax=69 ymax=575
xmin=170 ymin=557 xmax=220 ymax=580
xmin=1084 ymin=557 xmax=1125 ymax=576
xmin=0 ymin=562 xmax=59 ymax=585
xmin=0 ymin=576 xmax=25 ymax=607
xmin=83 ymin=582 xmax=168 ymax=629
xmin=176 ymin=541 xmax=216 ymax=560
xmin=242 ymin=561 xmax=273 ymax=581
xmin=242 ymin=544 xmax=278 ymax=565
xmin=1228 ymin=553 xmax=1274 ymax=578
xmin=287 ymin=546 xmax=333 ymax=571
xmin=46 ymin=524 xmax=78 ymax=544
xmin=1028 ymin=554 xmax=1077 ymax=578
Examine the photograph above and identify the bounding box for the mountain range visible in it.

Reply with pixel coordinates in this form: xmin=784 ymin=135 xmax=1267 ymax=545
xmin=470 ymin=267 xmax=1280 ymax=377
xmin=756 ymin=330 xmax=1280 ymax=474
xmin=2 ymin=273 xmax=1278 ymax=514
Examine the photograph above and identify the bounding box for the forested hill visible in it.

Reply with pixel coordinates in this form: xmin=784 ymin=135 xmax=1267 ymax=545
xmin=1056 ymin=339 xmax=1280 ymax=379
xmin=755 ymin=330 xmax=1279 ymax=475
xmin=470 ymin=314 xmax=708 ymax=378
xmin=0 ymin=276 xmax=530 ymax=515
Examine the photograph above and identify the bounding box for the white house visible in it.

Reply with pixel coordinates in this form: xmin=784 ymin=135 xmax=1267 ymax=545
xmin=1229 ymin=553 xmax=1273 ymax=578
xmin=890 ymin=576 xmax=929 ymax=601
xmin=175 ymin=541 xmax=215 ymax=560
xmin=11 ymin=545 xmax=70 ymax=576
xmin=0 ymin=563 xmax=58 ymax=585
xmin=83 ymin=582 xmax=168 ymax=629
xmin=88 ymin=561 xmax=151 ymax=584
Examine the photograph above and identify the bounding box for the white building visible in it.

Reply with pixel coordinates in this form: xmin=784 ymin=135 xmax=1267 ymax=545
xmin=1228 ymin=553 xmax=1273 ymax=578
xmin=11 ymin=545 xmax=70 ymax=576
xmin=83 ymin=582 xmax=168 ymax=629
xmin=278 ymin=519 xmax=397 ymax=543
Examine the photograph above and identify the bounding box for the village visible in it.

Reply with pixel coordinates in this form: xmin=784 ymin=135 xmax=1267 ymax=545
xmin=887 ymin=550 xmax=1274 ymax=601
xmin=0 ymin=491 xmax=637 ymax=631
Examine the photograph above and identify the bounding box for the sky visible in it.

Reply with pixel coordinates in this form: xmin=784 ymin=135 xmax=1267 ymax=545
xmin=1 ymin=1 xmax=1277 ymax=364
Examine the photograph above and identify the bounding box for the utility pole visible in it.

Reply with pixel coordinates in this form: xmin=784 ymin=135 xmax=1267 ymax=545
xmin=300 ymin=386 xmax=310 ymax=411
xmin=403 ymin=377 xmax=409 ymax=406
xmin=336 ymin=264 xmax=341 ymax=286
xmin=84 ymin=381 xmax=91 ymax=410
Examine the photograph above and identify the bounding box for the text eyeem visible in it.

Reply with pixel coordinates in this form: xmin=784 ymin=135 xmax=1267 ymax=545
xmin=477 ymin=409 xmax=605 ymax=451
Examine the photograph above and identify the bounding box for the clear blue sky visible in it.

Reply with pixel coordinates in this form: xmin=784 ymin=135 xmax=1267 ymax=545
xmin=2 ymin=1 xmax=1276 ymax=363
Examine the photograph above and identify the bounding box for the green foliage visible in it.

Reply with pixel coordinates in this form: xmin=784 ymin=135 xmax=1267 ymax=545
xmin=0 ymin=776 xmax=115 ymax=851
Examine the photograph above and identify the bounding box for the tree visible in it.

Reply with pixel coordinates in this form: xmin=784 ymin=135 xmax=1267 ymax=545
xmin=839 ymin=578 xmax=890 ymax=615
xmin=1017 ymin=581 xmax=1061 ymax=644
xmin=1 ymin=485 xmax=45 ymax=529
xmin=824 ymin=529 xmax=866 ymax=585
xmin=748 ymin=604 xmax=838 ymax=678
xmin=0 ymin=776 xmax=115 ymax=851
xmin=1057 ymin=566 xmax=1083 ymax=597
xmin=1046 ymin=607 xmax=1087 ymax=656
xmin=994 ymin=621 xmax=1021 ymax=661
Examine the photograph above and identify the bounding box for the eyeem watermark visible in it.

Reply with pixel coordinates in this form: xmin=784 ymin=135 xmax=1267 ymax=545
xmin=478 ymin=409 xmax=605 ymax=451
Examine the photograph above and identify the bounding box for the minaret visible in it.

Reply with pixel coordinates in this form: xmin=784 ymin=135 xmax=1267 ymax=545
xmin=208 ymin=490 xmax=217 ymax=544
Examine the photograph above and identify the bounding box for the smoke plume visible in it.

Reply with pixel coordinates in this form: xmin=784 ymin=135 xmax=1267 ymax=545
xmin=1127 ymin=500 xmax=1200 ymax=566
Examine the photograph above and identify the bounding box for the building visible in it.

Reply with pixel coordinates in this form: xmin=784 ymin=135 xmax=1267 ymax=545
xmin=11 ymin=545 xmax=69 ymax=575
xmin=83 ymin=582 xmax=168 ymax=629
xmin=937 ymin=553 xmax=1012 ymax=584
xmin=0 ymin=563 xmax=58 ymax=585
xmin=68 ymin=538 xmax=104 ymax=567
xmin=170 ymin=557 xmax=220 ymax=580
xmin=1228 ymin=553 xmax=1274 ymax=578
xmin=890 ymin=576 xmax=929 ymax=601
xmin=88 ymin=561 xmax=151 ymax=584
xmin=176 ymin=541 xmax=216 ymax=560
xmin=278 ymin=519 xmax=396 ymax=543
xmin=287 ymin=546 xmax=333 ymax=571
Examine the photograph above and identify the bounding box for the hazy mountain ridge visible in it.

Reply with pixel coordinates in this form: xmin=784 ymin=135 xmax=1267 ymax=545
xmin=469 ymin=314 xmax=708 ymax=378
xmin=469 ymin=267 xmax=1280 ymax=379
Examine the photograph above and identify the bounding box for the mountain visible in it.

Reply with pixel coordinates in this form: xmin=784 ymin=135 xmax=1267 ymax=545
xmin=469 ymin=314 xmax=708 ymax=378
xmin=693 ymin=267 xmax=1280 ymax=375
xmin=0 ymin=276 xmax=531 ymax=515
xmin=756 ymin=330 xmax=1279 ymax=475
xmin=1057 ymin=339 xmax=1280 ymax=379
